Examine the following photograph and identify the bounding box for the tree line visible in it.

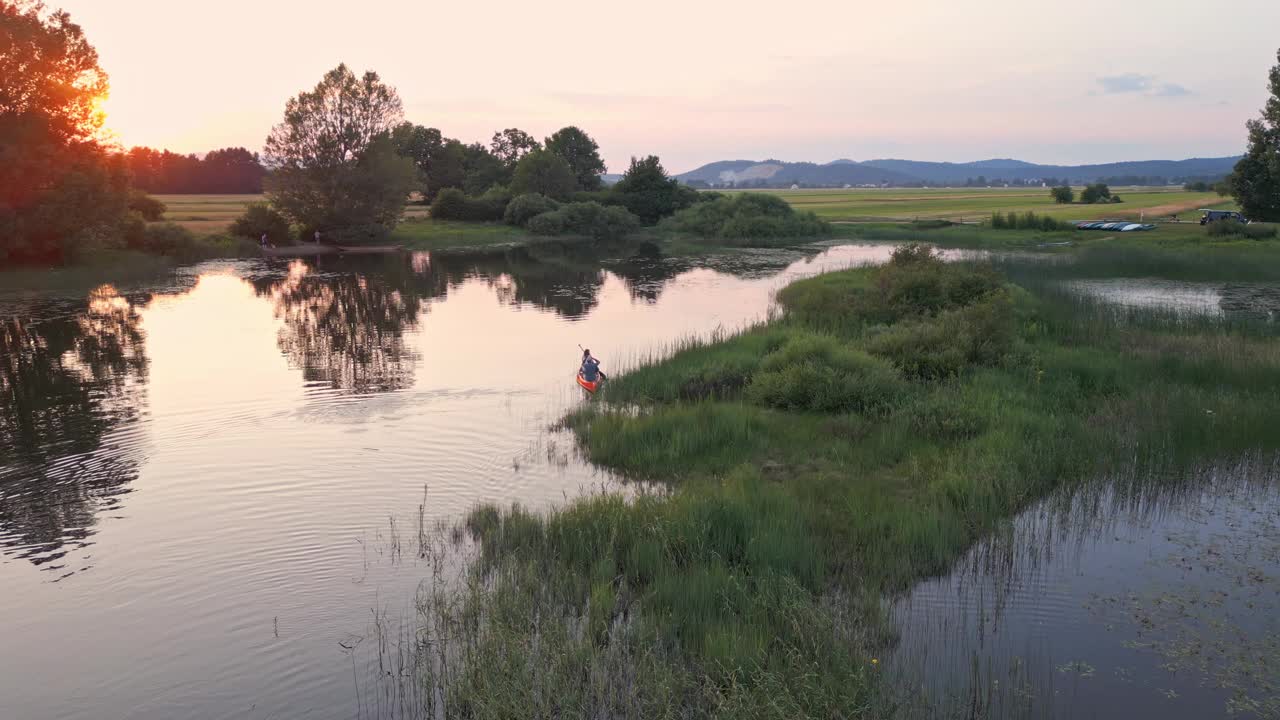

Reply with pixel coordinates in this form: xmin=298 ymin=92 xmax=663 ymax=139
xmin=122 ymin=146 xmax=266 ymax=194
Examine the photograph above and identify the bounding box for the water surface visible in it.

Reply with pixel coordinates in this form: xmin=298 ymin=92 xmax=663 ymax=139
xmin=1 ymin=242 xmax=901 ymax=720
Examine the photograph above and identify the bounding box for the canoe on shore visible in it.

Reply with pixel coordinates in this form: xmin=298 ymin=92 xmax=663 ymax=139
xmin=261 ymin=244 xmax=405 ymax=257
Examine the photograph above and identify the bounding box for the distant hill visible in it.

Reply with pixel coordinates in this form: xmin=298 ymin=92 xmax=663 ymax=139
xmin=675 ymin=156 xmax=1241 ymax=188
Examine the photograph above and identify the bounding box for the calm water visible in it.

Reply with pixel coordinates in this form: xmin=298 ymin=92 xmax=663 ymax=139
xmin=0 ymin=242 xmax=905 ymax=720
xmin=889 ymin=458 xmax=1280 ymax=719
xmin=4 ymin=242 xmax=1277 ymax=719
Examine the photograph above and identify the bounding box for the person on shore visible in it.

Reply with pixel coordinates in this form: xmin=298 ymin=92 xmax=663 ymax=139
xmin=580 ymin=349 xmax=606 ymax=383
xmin=260 ymin=233 xmax=272 ymax=249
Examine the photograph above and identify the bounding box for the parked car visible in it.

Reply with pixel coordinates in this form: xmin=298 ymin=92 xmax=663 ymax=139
xmin=1200 ymin=210 xmax=1248 ymax=225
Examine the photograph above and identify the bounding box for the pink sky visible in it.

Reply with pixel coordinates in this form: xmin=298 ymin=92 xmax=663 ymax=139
xmin=62 ymin=0 xmax=1280 ymax=173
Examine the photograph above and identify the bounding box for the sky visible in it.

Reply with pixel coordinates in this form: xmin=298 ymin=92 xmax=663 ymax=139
xmin=60 ymin=0 xmax=1280 ymax=174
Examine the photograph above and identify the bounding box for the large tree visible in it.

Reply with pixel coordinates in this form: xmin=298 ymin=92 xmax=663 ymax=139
xmin=1229 ymin=48 xmax=1280 ymax=222
xmin=263 ymin=64 xmax=416 ymax=238
xmin=1 ymin=0 xmax=142 ymax=264
xmin=510 ymin=149 xmax=576 ymax=200
xmin=612 ymin=155 xmax=697 ymax=224
xmin=490 ymin=128 xmax=540 ymax=170
xmin=545 ymin=126 xmax=606 ymax=191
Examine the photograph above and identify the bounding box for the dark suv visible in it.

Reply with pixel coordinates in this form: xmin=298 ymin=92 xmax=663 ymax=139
xmin=1200 ymin=210 xmax=1249 ymax=225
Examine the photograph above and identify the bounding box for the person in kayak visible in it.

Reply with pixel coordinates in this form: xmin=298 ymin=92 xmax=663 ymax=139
xmin=580 ymin=349 xmax=607 ymax=383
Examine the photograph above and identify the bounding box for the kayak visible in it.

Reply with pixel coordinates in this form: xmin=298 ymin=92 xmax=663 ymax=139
xmin=578 ymin=368 xmax=601 ymax=392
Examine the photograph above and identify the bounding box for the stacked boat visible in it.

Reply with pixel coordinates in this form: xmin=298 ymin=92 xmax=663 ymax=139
xmin=1075 ymin=221 xmax=1156 ymax=232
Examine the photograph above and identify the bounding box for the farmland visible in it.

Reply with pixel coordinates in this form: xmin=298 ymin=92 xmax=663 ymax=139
xmin=155 ymin=188 xmax=1239 ymax=240
xmin=738 ymin=186 xmax=1236 ymax=223
xmin=154 ymin=194 xmax=431 ymax=235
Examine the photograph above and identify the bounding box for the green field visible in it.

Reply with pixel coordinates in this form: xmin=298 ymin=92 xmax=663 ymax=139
xmin=745 ymin=186 xmax=1235 ymax=223
xmin=154 ymin=194 xmax=431 ymax=234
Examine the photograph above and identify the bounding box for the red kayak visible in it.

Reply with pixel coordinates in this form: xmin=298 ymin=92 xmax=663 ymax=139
xmin=576 ymin=371 xmax=602 ymax=393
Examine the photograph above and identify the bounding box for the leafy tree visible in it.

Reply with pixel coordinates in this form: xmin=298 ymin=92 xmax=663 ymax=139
xmin=427 ymin=139 xmax=468 ymax=199
xmin=1229 ymin=48 xmax=1280 ymax=222
xmin=0 ymin=1 xmax=143 ymax=264
xmin=122 ymin=146 xmax=266 ymax=193
xmin=230 ymin=203 xmax=292 ymax=243
xmin=612 ymin=155 xmax=697 ymax=225
xmin=510 ymin=149 xmax=576 ymax=199
xmin=263 ymin=64 xmax=416 ymax=239
xmin=545 ymin=126 xmax=607 ymax=191
xmin=1079 ymin=183 xmax=1112 ymax=204
xmin=490 ymin=128 xmax=540 ymax=169
xmin=1050 ymin=185 xmax=1074 ymax=204
xmin=461 ymin=142 xmax=507 ymax=195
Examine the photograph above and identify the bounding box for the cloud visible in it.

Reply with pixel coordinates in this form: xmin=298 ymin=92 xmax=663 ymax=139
xmin=1099 ymin=73 xmax=1154 ymax=94
xmin=1154 ymin=83 xmax=1192 ymax=97
xmin=1097 ymin=73 xmax=1193 ymax=98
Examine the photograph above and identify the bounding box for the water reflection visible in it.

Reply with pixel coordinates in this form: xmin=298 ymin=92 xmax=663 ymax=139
xmin=0 ymin=286 xmax=148 ymax=573
xmin=889 ymin=456 xmax=1280 ymax=719
xmin=1061 ymin=279 xmax=1280 ymax=322
xmin=253 ymin=261 xmax=423 ymax=394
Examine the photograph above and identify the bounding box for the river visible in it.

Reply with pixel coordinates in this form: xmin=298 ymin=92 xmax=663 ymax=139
xmin=1 ymin=243 xmax=902 ymax=720
xmin=2 ymin=242 xmax=1276 ymax=719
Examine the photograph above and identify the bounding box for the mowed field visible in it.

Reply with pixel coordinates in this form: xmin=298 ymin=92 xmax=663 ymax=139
xmin=155 ymin=187 xmax=1238 ymax=236
xmin=154 ymin=194 xmax=431 ymax=234
xmin=749 ymin=187 xmax=1236 ymax=222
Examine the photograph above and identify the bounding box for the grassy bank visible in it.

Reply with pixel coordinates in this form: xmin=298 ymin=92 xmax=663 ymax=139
xmin=408 ymin=244 xmax=1280 ymax=717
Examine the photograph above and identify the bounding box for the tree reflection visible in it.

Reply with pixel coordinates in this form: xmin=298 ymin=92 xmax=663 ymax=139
xmin=255 ymin=260 xmax=423 ymax=393
xmin=0 ymin=286 xmax=148 ymax=573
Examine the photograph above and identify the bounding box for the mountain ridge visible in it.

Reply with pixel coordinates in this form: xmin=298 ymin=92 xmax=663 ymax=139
xmin=675 ymin=156 xmax=1241 ymax=187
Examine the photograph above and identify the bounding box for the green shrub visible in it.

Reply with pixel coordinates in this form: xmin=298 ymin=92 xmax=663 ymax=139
xmin=504 ymin=193 xmax=560 ymax=226
xmin=1208 ymin=219 xmax=1277 ymax=239
xmin=324 ymin=223 xmax=391 ymax=245
xmin=526 ymin=211 xmax=566 ymax=235
xmin=229 ymin=203 xmax=293 ymax=243
xmin=663 ymin=193 xmax=830 ymax=242
xmin=129 ymin=222 xmax=196 ymax=255
xmin=989 ymin=210 xmax=1071 ymax=231
xmin=128 ymin=191 xmax=166 ymax=221
xmin=747 ymin=335 xmax=906 ymax=414
xmin=529 ymin=201 xmax=641 ymax=240
xmin=865 ymin=292 xmax=1015 ymax=380
xmin=430 ymin=187 xmax=508 ymax=222
xmin=1080 ymin=183 xmax=1112 ymax=204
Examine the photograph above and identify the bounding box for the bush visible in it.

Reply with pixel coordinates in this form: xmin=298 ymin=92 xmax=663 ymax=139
xmin=1207 ymin=219 xmax=1278 ymax=239
xmin=504 ymin=193 xmax=560 ymax=226
xmin=989 ymin=210 xmax=1071 ymax=231
xmin=325 ymin=224 xmax=392 ymax=245
xmin=663 ymin=193 xmax=830 ymax=242
xmin=430 ymin=187 xmax=508 ymax=222
xmin=229 ymin=203 xmax=293 ymax=243
xmin=1050 ymin=186 xmax=1074 ymax=204
xmin=128 ymin=191 xmax=167 ymax=221
xmin=526 ymin=211 xmax=566 ymax=235
xmin=128 ymin=222 xmax=196 ymax=255
xmin=865 ymin=292 xmax=1015 ymax=380
xmin=1079 ymin=183 xmax=1112 ymax=204
xmin=746 ymin=337 xmax=906 ymax=414
xmin=560 ymin=201 xmax=641 ymax=240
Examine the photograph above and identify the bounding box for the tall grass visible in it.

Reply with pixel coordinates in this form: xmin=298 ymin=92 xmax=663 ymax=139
xmin=406 ymin=244 xmax=1280 ymax=716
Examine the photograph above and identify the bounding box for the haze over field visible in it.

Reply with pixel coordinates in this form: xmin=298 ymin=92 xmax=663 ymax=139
xmin=61 ymin=0 xmax=1280 ymax=173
